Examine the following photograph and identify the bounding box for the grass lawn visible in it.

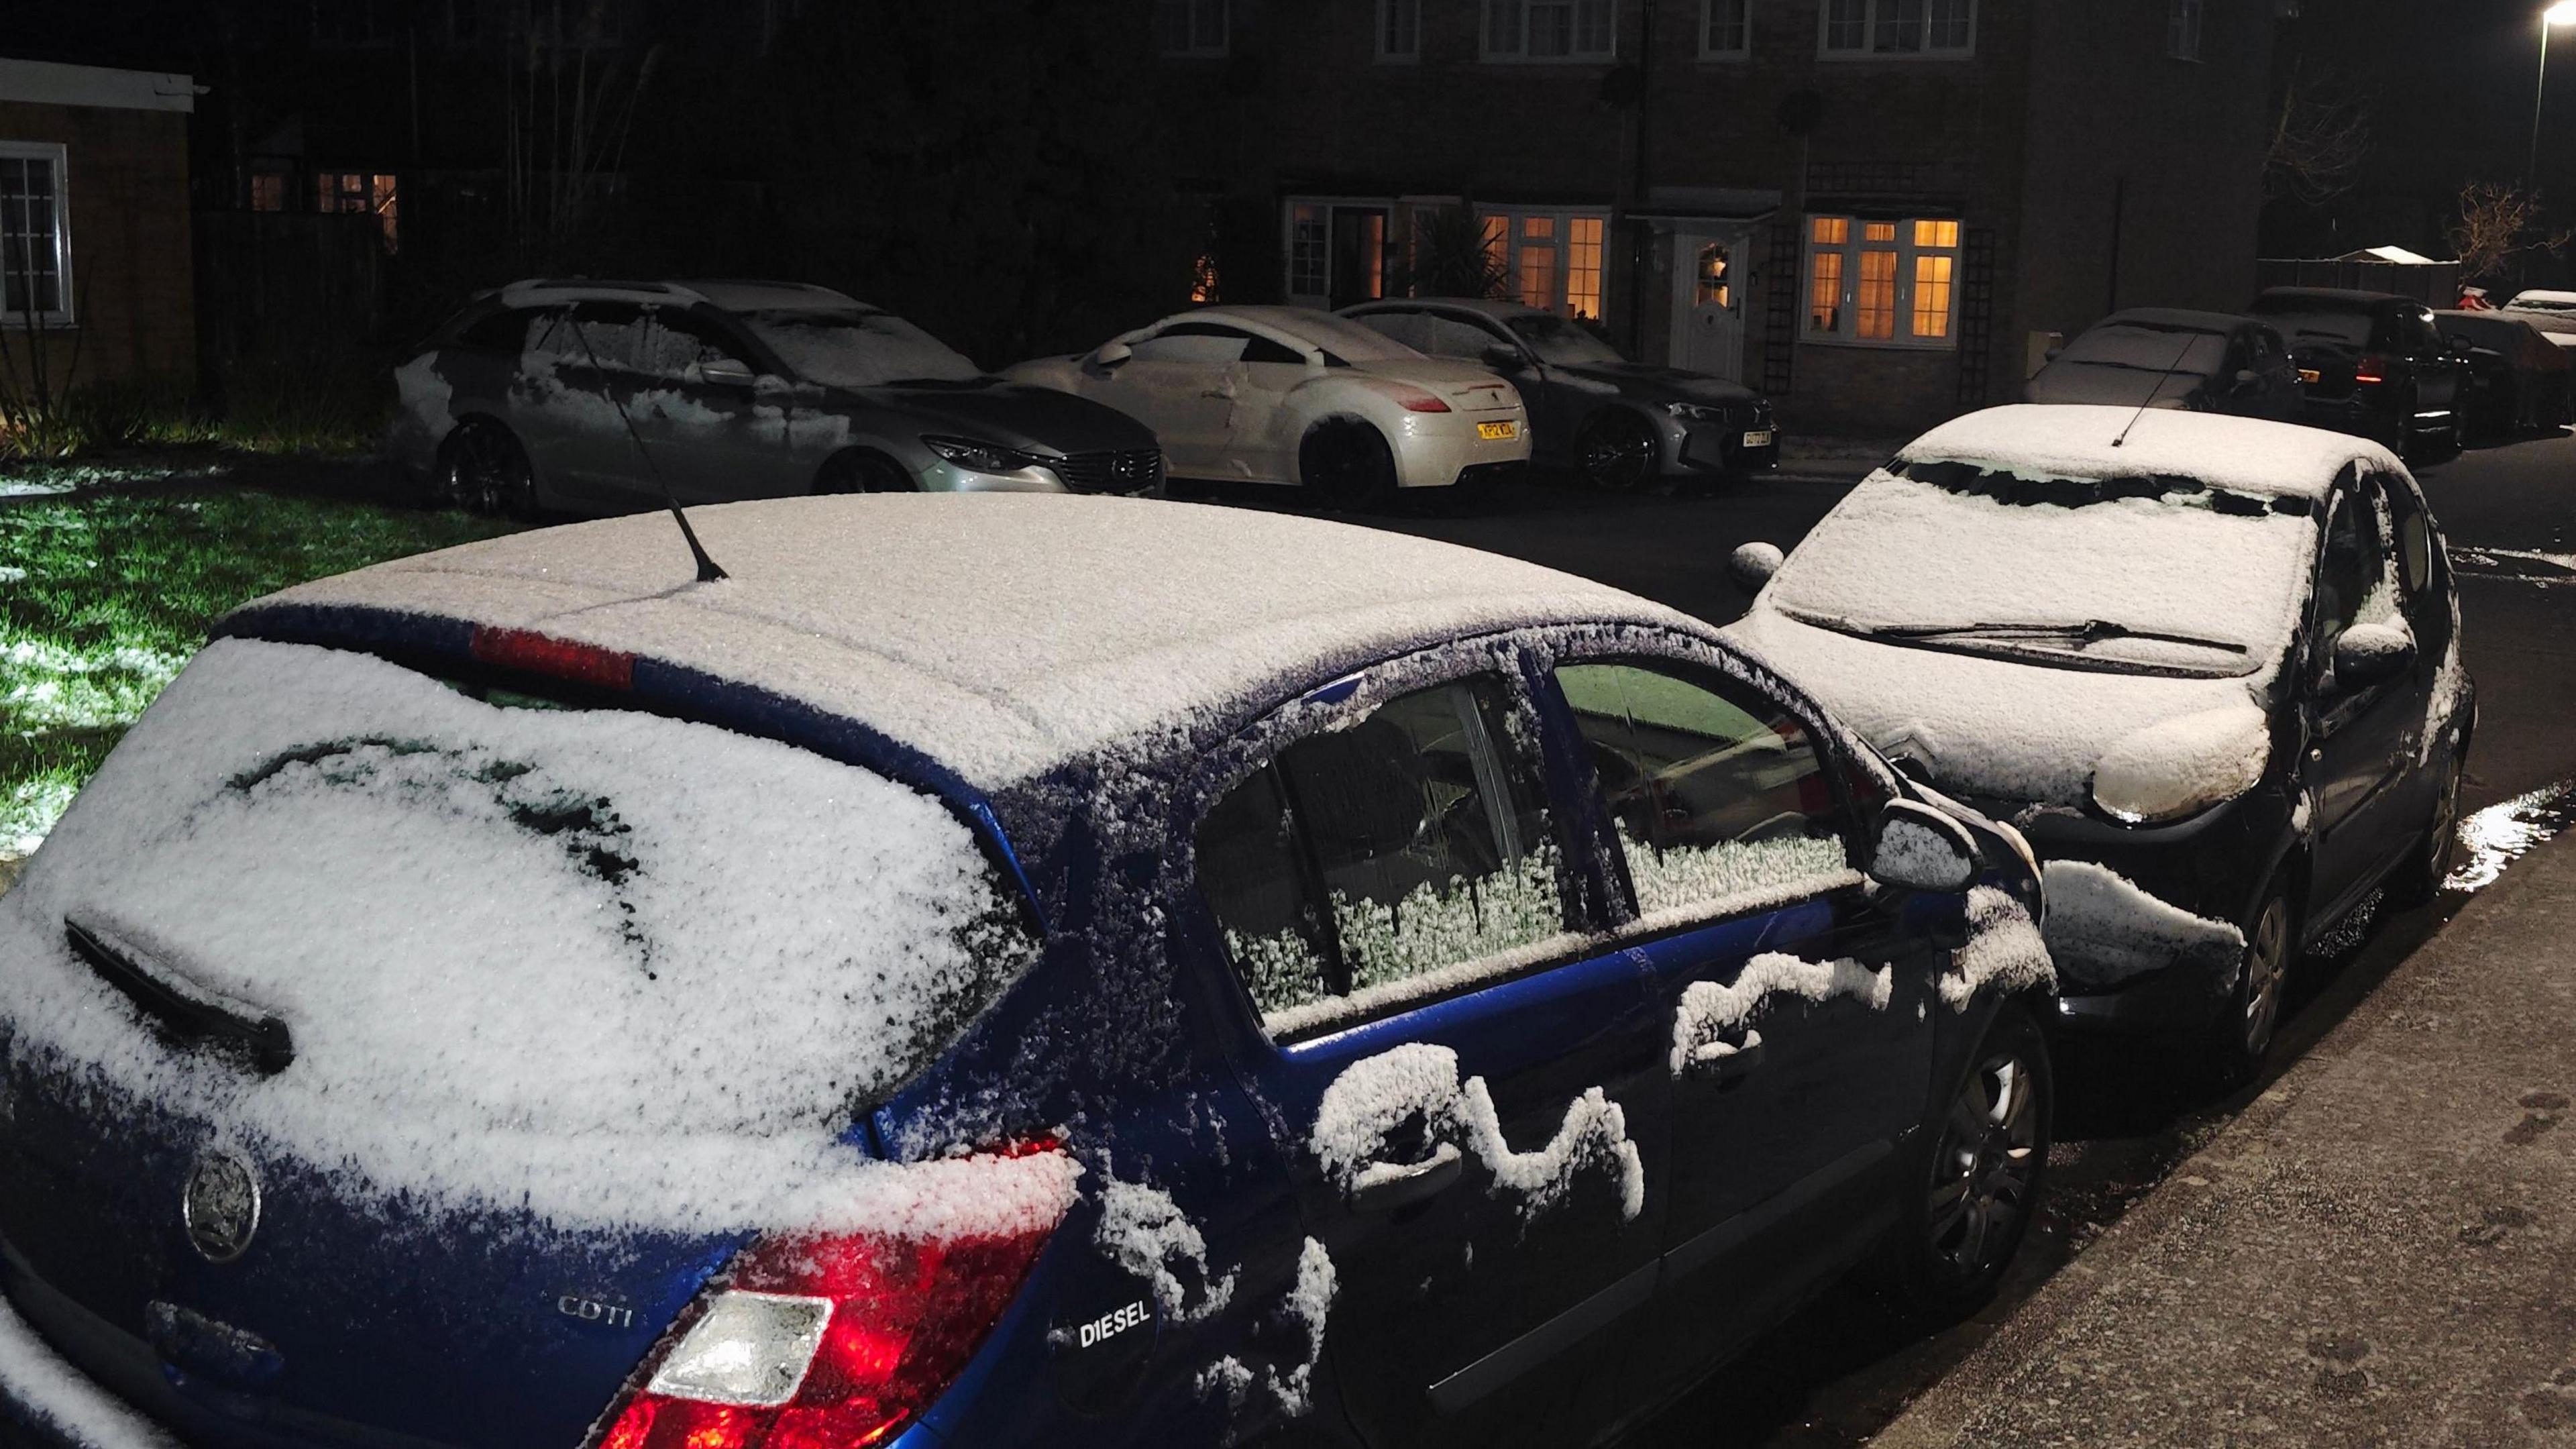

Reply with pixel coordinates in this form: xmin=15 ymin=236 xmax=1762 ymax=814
xmin=1 ymin=487 xmax=525 ymax=853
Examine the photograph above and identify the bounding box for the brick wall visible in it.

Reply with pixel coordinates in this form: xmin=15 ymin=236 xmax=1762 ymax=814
xmin=0 ymin=98 xmax=195 ymax=394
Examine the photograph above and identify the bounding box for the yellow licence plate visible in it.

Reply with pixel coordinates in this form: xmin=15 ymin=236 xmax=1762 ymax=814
xmin=2298 ymin=368 xmax=2321 ymax=384
xmin=1477 ymin=421 xmax=1519 ymax=441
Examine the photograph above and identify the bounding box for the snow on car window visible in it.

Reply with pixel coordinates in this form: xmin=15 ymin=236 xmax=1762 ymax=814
xmin=2054 ymin=325 xmax=2227 ymax=378
xmin=2250 ymin=303 xmax=2374 ymax=350
xmin=0 ymin=638 xmax=1046 ymax=1233
xmin=1767 ymin=466 xmax=2318 ymax=677
xmin=1271 ymin=310 xmax=1424 ymax=363
xmin=1505 ymin=313 xmax=1625 ymax=367
xmin=743 ymin=308 xmax=985 ymax=388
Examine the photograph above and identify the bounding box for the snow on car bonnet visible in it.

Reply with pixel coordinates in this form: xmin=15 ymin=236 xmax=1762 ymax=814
xmin=0 ymin=638 xmax=1058 ymax=1236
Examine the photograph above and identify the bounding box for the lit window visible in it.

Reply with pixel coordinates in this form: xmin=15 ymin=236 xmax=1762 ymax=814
xmin=250 ymin=173 xmax=289 ymax=212
xmin=1703 ymin=0 xmax=1750 ymax=56
xmin=2166 ymin=0 xmax=2202 ymax=59
xmin=1519 ymin=216 xmax=1558 ymax=310
xmin=1379 ymin=0 xmax=1421 ymax=59
xmin=1289 ymin=205 xmax=1328 ymax=298
xmin=318 ymin=171 xmax=400 ymax=252
xmin=1190 ymin=253 xmax=1220 ymax=304
xmin=1803 ymin=211 xmax=1962 ymax=347
xmin=1819 ymin=0 xmax=1972 ymax=56
xmin=0 ymin=144 xmax=72 ymax=326
xmin=1157 ymin=0 xmax=1229 ymax=57
xmin=1470 ymin=207 xmax=1609 ymax=316
xmin=1485 ymin=0 xmax=1617 ymax=60
xmin=1696 ymin=241 xmax=1733 ymax=309
xmin=1566 ymin=216 xmax=1605 ymax=320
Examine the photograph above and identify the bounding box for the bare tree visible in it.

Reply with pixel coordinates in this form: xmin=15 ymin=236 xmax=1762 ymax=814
xmin=2265 ymin=58 xmax=2371 ymax=207
xmin=2447 ymin=181 xmax=2574 ymax=284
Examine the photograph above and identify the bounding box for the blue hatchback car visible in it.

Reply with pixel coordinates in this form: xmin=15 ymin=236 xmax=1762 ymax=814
xmin=0 ymin=496 xmax=2052 ymax=1448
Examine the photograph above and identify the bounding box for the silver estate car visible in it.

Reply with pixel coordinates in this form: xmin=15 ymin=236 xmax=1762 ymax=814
xmin=388 ymin=279 xmax=1165 ymax=515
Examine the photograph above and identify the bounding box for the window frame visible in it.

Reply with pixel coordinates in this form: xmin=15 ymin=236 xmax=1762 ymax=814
xmin=1483 ymin=0 xmax=1621 ymax=64
xmin=1477 ymin=205 xmax=1613 ymax=320
xmin=1156 ymin=0 xmax=1231 ymax=58
xmin=1377 ymin=0 xmax=1423 ymax=62
xmin=1699 ymin=0 xmax=1752 ymax=59
xmin=0 ymin=142 xmax=74 ymax=329
xmin=1801 ymin=213 xmax=1964 ymax=350
xmin=1815 ymin=0 xmax=1977 ymax=60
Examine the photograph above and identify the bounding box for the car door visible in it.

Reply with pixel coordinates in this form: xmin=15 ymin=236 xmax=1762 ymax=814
xmin=1540 ymin=654 xmax=1946 ymax=1391
xmin=1426 ymin=313 xmax=1568 ymax=464
xmin=2305 ymin=474 xmax=2422 ymax=922
xmin=632 ymin=309 xmax=798 ymax=502
xmin=1079 ymin=323 xmax=1249 ymax=477
xmin=513 ymin=304 xmax=647 ymax=508
xmin=2400 ymin=306 xmax=2465 ymax=428
xmin=1218 ymin=329 xmax=1321 ymax=484
xmin=1187 ymin=657 xmax=1672 ymax=1449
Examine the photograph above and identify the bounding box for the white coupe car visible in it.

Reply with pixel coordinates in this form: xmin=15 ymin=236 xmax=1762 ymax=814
xmin=1007 ymin=306 xmax=1529 ymax=507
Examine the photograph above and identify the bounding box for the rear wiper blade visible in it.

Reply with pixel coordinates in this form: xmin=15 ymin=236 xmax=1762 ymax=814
xmin=1880 ymin=619 xmax=2250 ymax=654
xmin=64 ymin=918 xmax=294 ymax=1075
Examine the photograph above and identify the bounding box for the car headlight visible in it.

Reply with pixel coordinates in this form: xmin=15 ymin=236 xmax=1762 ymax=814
xmin=922 ymin=435 xmax=1042 ymax=474
xmin=2088 ymin=704 xmax=2271 ymax=824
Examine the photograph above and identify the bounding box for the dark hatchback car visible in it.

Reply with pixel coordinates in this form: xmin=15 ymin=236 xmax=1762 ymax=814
xmin=2023 ymin=308 xmax=2303 ymax=420
xmin=2433 ymin=309 xmax=2573 ymax=439
xmin=1732 ymin=407 xmax=2473 ymax=1083
xmin=2247 ymin=287 xmax=2471 ymax=459
xmin=0 ymin=497 xmax=2053 ymax=1448
xmin=1339 ymin=298 xmax=1779 ymax=492
xmin=388 ymin=279 xmax=1165 ymax=517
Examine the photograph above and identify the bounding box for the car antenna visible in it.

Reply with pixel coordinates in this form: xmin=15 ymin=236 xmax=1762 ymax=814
xmin=2110 ymin=331 xmax=2206 ymax=450
xmin=567 ymin=311 xmax=729 ymax=582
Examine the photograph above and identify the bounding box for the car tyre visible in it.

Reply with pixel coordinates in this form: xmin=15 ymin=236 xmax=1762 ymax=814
xmin=1300 ymin=418 xmax=1398 ymax=512
xmin=441 ymin=419 xmax=537 ymax=519
xmin=1578 ymin=410 xmax=1660 ymax=494
xmin=816 ymin=451 xmax=915 ymax=494
xmin=2199 ymin=883 xmax=2292 ymax=1089
xmin=1880 ymin=1004 xmax=2052 ymax=1320
xmin=2387 ymin=752 xmax=2465 ymax=908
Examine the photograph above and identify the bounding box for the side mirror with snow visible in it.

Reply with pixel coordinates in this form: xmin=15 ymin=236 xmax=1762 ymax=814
xmin=1088 ymin=340 xmax=1134 ymax=374
xmin=1728 ymin=541 xmax=1785 ymax=594
xmin=696 ymin=359 xmax=756 ymax=388
xmin=1868 ymin=800 xmax=1979 ymax=894
xmin=2330 ymin=621 xmax=2417 ymax=690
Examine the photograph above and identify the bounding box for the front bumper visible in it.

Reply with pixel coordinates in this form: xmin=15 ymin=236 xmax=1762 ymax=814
xmin=1672 ymin=416 xmax=1780 ymax=476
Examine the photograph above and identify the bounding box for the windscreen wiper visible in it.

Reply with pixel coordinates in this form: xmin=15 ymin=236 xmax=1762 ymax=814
xmin=1878 ymin=619 xmax=2250 ymax=654
xmin=64 ymin=918 xmax=295 ymax=1075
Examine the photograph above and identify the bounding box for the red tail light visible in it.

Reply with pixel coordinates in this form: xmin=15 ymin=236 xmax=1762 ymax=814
xmin=596 ymin=1224 xmax=1055 ymax=1449
xmin=470 ymin=626 xmax=635 ymax=690
xmin=1364 ymin=380 xmax=1453 ymax=413
xmin=2354 ymin=355 xmax=2392 ymax=386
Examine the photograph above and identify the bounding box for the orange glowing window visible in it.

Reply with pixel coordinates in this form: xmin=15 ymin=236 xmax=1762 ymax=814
xmin=1856 ymin=249 xmax=1898 ymax=339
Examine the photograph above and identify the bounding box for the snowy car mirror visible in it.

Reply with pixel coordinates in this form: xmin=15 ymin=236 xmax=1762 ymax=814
xmin=2331 ymin=621 xmax=2417 ymax=690
xmin=1089 ymin=340 xmax=1134 ymax=372
xmin=698 ymin=359 xmax=755 ymax=388
xmin=1868 ymin=800 xmax=1979 ymax=894
xmin=1727 ymin=541 xmax=1785 ymax=594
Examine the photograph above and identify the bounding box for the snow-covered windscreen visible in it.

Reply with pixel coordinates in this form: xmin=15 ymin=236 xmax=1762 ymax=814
xmin=2055 ymin=325 xmax=2226 ymax=378
xmin=1767 ymin=465 xmax=2318 ymax=678
xmin=744 ymin=309 xmax=986 ymax=388
xmin=2 ymin=639 xmax=1038 ymax=1181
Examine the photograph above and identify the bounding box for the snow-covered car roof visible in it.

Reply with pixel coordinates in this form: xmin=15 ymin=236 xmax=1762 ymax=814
xmin=1897 ymin=405 xmax=2394 ymax=501
xmin=1169 ymin=305 xmax=1423 ymax=362
xmin=1346 ymin=297 xmax=1548 ymax=323
xmin=237 ymin=496 xmax=1696 ymax=792
xmin=681 ymin=279 xmax=865 ymax=313
xmin=486 ymin=278 xmax=864 ymax=313
xmin=2506 ymin=288 xmax=2576 ymax=311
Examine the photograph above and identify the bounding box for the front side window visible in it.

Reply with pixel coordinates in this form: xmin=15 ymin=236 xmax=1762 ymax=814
xmin=2312 ymin=482 xmax=2392 ymax=688
xmin=1556 ymin=661 xmax=1852 ymax=928
xmin=1196 ymin=676 xmax=1572 ymax=1036
xmin=1156 ymin=0 xmax=1229 ymax=56
xmin=1805 ymin=213 xmax=1962 ymax=347
xmin=1703 ymin=0 xmax=1750 ymax=56
xmin=643 ymin=315 xmax=753 ymax=382
xmin=1485 ymin=0 xmax=1618 ymax=61
xmin=0 ymin=143 xmax=72 ymax=325
xmin=1819 ymin=0 xmax=1974 ymax=56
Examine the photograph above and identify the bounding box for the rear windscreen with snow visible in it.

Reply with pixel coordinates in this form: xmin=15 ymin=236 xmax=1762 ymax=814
xmin=744 ymin=308 xmax=985 ymax=388
xmin=1767 ymin=466 xmax=2318 ymax=678
xmin=0 ymin=638 xmax=1044 ymax=1230
xmin=2247 ymin=301 xmax=2377 ymax=351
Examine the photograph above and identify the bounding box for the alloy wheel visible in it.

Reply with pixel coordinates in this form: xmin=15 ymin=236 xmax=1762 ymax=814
xmin=445 ymin=422 xmax=533 ymax=517
xmin=2240 ymin=892 xmax=2291 ymax=1057
xmin=1580 ymin=415 xmax=1657 ymax=493
xmin=1925 ymin=1046 xmax=2042 ymax=1282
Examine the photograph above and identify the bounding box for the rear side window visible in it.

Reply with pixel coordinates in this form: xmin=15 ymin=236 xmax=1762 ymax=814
xmin=533 ymin=301 xmax=653 ymax=370
xmin=1195 ymin=675 xmax=1570 ymax=1036
xmin=455 ymin=305 xmax=534 ymax=353
xmin=1554 ymin=661 xmax=1854 ymax=929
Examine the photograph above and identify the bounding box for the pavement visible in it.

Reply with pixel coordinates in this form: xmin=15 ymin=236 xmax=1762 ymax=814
xmin=1874 ymin=825 xmax=2576 ymax=1448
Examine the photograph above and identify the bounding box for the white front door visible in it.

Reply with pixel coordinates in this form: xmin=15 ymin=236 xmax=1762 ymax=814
xmin=1669 ymin=227 xmax=1750 ymax=382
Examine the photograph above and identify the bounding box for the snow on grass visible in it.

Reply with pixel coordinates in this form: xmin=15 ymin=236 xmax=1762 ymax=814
xmin=1309 ymin=1042 xmax=1644 ymax=1222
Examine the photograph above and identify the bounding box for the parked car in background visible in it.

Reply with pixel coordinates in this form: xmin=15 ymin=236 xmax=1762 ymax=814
xmin=2502 ymin=288 xmax=2576 ymax=317
xmin=1 ymin=495 xmax=2054 ymax=1447
xmin=1338 ymin=298 xmax=1780 ymax=492
xmin=2246 ymin=287 xmax=2470 ymax=459
xmin=388 ymin=279 xmax=1165 ymax=516
xmin=1728 ymin=405 xmax=2471 ymax=1083
xmin=2434 ymin=310 xmax=2574 ymax=439
xmin=1007 ymin=306 xmax=1528 ymax=509
xmin=2022 ymin=309 xmax=2302 ymax=421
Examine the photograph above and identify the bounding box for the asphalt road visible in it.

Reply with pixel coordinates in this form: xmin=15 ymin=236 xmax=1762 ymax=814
xmin=1326 ymin=428 xmax=2576 ymax=1446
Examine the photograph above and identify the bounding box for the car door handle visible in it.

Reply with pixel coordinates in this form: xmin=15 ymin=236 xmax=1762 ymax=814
xmin=1684 ymin=1030 xmax=1766 ymax=1083
xmin=1348 ymin=1143 xmax=1464 ymax=1213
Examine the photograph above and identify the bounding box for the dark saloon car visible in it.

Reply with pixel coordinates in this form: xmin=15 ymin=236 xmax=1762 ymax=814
xmin=2247 ymin=287 xmax=2471 ymax=459
xmin=1339 ymin=297 xmax=1779 ymax=491
xmin=388 ymin=279 xmax=1165 ymax=517
xmin=1 ymin=496 xmax=2054 ymax=1448
xmin=1731 ymin=406 xmax=2473 ymax=1084
xmin=2433 ymin=309 xmax=2573 ymax=439
xmin=2023 ymin=309 xmax=2303 ymax=420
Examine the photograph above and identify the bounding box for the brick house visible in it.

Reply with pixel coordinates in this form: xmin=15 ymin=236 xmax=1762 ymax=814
xmin=0 ymin=56 xmax=198 ymax=396
xmin=1159 ymin=0 xmax=2277 ymax=436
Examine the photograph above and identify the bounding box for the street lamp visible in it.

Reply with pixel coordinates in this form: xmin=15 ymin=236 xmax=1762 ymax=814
xmin=2533 ymin=2 xmax=2576 ymax=186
